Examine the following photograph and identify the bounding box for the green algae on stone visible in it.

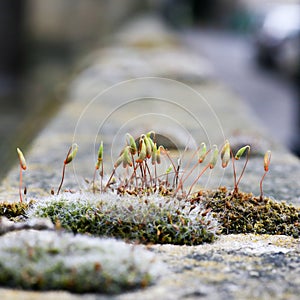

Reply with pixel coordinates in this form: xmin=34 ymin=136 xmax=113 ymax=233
xmin=0 ymin=229 xmax=163 ymax=294
xmin=197 ymin=187 xmax=300 ymax=238
xmin=28 ymin=192 xmax=218 ymax=245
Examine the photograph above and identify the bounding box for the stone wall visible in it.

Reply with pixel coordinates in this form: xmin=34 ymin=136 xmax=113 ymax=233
xmin=25 ymin=0 xmax=144 ymax=45
xmin=1 ymin=14 xmax=300 ymax=300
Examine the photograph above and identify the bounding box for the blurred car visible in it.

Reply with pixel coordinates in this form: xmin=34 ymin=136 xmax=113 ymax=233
xmin=255 ymin=4 xmax=300 ymax=77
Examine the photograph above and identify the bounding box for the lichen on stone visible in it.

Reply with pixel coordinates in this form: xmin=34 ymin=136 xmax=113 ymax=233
xmin=28 ymin=191 xmax=219 ymax=245
xmin=0 ymin=229 xmax=164 ymax=294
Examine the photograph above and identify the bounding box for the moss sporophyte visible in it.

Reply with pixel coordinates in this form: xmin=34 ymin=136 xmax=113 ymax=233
xmin=2 ymin=131 xmax=299 ymax=243
xmin=0 ymin=131 xmax=299 ymax=294
xmin=16 ymin=147 xmax=27 ymax=203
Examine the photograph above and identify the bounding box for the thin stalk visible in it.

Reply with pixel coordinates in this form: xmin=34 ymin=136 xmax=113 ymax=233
xmin=143 ymin=161 xmax=148 ymax=187
xmin=57 ymin=163 xmax=66 ymax=195
xmin=92 ymin=168 xmax=97 ymax=193
xmin=16 ymin=147 xmax=26 ymax=203
xmin=104 ymin=168 xmax=116 ymax=191
xmin=154 ymin=162 xmax=157 ymax=187
xmin=57 ymin=146 xmax=73 ymax=195
xmin=19 ymin=167 xmax=23 ymax=203
xmin=125 ymin=163 xmax=140 ymax=189
xmin=231 ymin=150 xmax=238 ymax=194
xmin=174 ymin=149 xmax=211 ymax=196
xmin=144 ymin=161 xmax=153 ymax=188
xmin=174 ymin=161 xmax=181 ymax=189
xmin=232 ymin=145 xmax=251 ymax=194
xmin=139 ymin=162 xmax=145 ymax=189
xmin=186 ymin=164 xmax=210 ymax=198
xmin=259 ymin=171 xmax=267 ymax=200
xmin=100 ymin=162 xmax=104 ymax=192
xmin=92 ymin=161 xmax=104 ymax=193
xmin=131 ymin=153 xmax=138 ymax=187
xmin=260 ymin=150 xmax=271 ymax=200
xmin=176 ymin=145 xmax=205 ymax=193
xmin=164 ymin=150 xmax=178 ymax=183
xmin=176 ymin=162 xmax=199 ymax=192
xmin=165 ymin=173 xmax=169 ymax=188
xmin=236 ymin=150 xmax=250 ymax=188
xmin=178 ymin=146 xmax=200 ymax=183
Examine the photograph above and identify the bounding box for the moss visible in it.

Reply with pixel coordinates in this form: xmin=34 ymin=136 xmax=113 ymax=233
xmin=2 ymin=185 xmax=300 ymax=242
xmin=0 ymin=230 xmax=163 ymax=294
xmin=0 ymin=201 xmax=31 ymax=220
xmin=193 ymin=187 xmax=300 ymax=238
xmin=29 ymin=192 xmax=218 ymax=245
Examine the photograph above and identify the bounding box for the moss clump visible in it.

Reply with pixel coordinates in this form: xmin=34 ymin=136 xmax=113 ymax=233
xmin=194 ymin=187 xmax=300 ymax=238
xmin=0 ymin=201 xmax=31 ymax=220
xmin=0 ymin=230 xmax=162 ymax=293
xmin=29 ymin=192 xmax=218 ymax=245
xmin=3 ymin=186 xmax=300 ymax=243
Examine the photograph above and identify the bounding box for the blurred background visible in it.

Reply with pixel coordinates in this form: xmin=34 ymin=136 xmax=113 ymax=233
xmin=0 ymin=0 xmax=299 ymax=181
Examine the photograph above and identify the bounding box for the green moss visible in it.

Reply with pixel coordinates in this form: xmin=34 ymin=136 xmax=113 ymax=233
xmin=3 ymin=186 xmax=300 ymax=242
xmin=196 ymin=187 xmax=300 ymax=238
xmin=0 ymin=201 xmax=31 ymax=220
xmin=29 ymin=192 xmax=218 ymax=245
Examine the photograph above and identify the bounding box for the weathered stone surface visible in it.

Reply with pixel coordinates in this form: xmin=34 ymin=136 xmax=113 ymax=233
xmin=146 ymin=234 xmax=300 ymax=300
xmin=0 ymin=15 xmax=300 ymax=299
xmin=1 ymin=234 xmax=299 ymax=299
xmin=0 ymin=216 xmax=54 ymax=235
